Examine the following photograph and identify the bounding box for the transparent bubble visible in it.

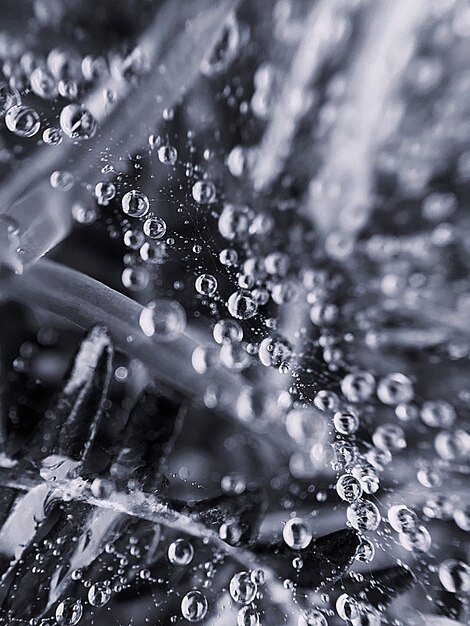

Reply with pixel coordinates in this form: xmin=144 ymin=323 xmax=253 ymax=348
xmin=168 ymin=539 xmax=194 ymax=566
xmin=336 ymin=474 xmax=363 ymax=503
xmin=341 ymin=371 xmax=375 ymax=402
xmin=420 ymin=400 xmax=456 ymax=428
xmin=50 ymin=170 xmax=74 ymax=191
xmin=355 ymin=537 xmax=375 ymax=562
xmin=122 ymin=190 xmax=150 ymax=218
xmin=220 ymin=343 xmax=251 ymax=371
xmin=395 ymin=403 xmax=419 ymax=422
xmin=192 ymin=180 xmax=216 ymax=203
xmin=250 ymin=568 xmax=265 ymax=585
xmin=438 ymin=559 xmax=470 ymax=593
xmin=372 ymin=424 xmax=406 ymax=451
xmin=283 ymin=517 xmax=312 ymax=550
xmin=181 ymin=590 xmax=208 ymax=622
xmin=123 ymin=228 xmax=145 ymax=249
xmin=333 ymin=412 xmax=359 ymax=435
xmin=55 ymin=598 xmax=83 ymax=625
xmin=30 ymin=67 xmax=58 ymax=99
xmin=228 ymin=291 xmax=258 ymax=320
xmin=60 ymin=104 xmax=96 ymax=140
xmin=213 ymin=319 xmax=243 ymax=344
xmin=143 ymin=217 xmax=167 ymax=239
xmin=221 ymin=473 xmax=245 ymax=495
xmin=398 ymin=525 xmax=431 ymax=552
xmin=219 ymin=248 xmax=238 ymax=266
xmin=259 ymin=334 xmax=292 ymax=368
xmin=191 ymin=345 xmax=219 ymax=374
xmin=139 ymin=299 xmax=186 ymax=341
xmin=310 ymin=303 xmax=338 ymax=326
xmin=387 ymin=504 xmax=417 ymax=532
xmin=42 ymin=127 xmax=62 ymax=145
xmin=218 ymin=204 xmax=254 ymax=240
xmin=195 ymin=273 xmax=218 ymax=296
xmin=157 ymin=145 xmax=177 ymax=165
xmin=377 ymin=373 xmax=414 ymax=405
xmin=94 ymin=181 xmax=116 ymax=206
xmin=336 ymin=594 xmax=359 ymax=621
xmin=88 ymin=582 xmax=112 ymax=607
xmin=237 ymin=606 xmax=260 ymax=626
xmin=314 ymin=390 xmax=340 ymax=412
xmin=229 ymin=571 xmax=257 ymax=604
xmin=48 ymin=47 xmax=81 ymax=81
xmin=417 ymin=465 xmax=442 ymax=488
xmin=454 ymin=504 xmax=470 ymax=531
xmin=347 ymin=500 xmax=381 ymax=531
xmin=140 ymin=241 xmax=166 ymax=264
xmin=71 ymin=203 xmax=97 ymax=225
xmin=0 ymin=82 xmax=21 ymax=115
xmin=435 ymin=428 xmax=470 ymax=460
xmin=352 ymin=466 xmax=380 ymax=495
xmin=121 ymin=266 xmax=149 ymax=290
xmin=5 ymin=105 xmax=40 ymax=137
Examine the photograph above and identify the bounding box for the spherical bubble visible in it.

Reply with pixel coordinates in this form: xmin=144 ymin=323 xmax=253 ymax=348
xmin=355 ymin=537 xmax=375 ymax=562
xmin=195 ymin=273 xmax=218 ymax=296
xmin=454 ymin=504 xmax=470 ymax=531
xmin=47 ymin=47 xmax=81 ymax=81
xmin=377 ymin=373 xmax=414 ymax=405
xmin=50 ymin=170 xmax=74 ymax=191
xmin=347 ymin=500 xmax=381 ymax=531
xmin=140 ymin=241 xmax=166 ymax=264
xmin=60 ymin=103 xmax=96 ymax=140
xmin=314 ymin=390 xmax=340 ymax=412
xmin=259 ymin=334 xmax=293 ymax=368
xmin=271 ymin=280 xmax=297 ymax=305
xmin=237 ymin=606 xmax=260 ymax=626
xmin=0 ymin=82 xmax=21 ymax=115
xmin=435 ymin=428 xmax=470 ymax=460
xmin=213 ymin=319 xmax=243 ymax=344
xmin=181 ymin=590 xmax=208 ymax=622
xmin=88 ymin=582 xmax=112 ymax=607
xmin=192 ymin=180 xmax=216 ymax=203
xmin=221 ymin=473 xmax=245 ymax=495
xmin=283 ymin=517 xmax=312 ymax=550
xmin=139 ymin=299 xmax=186 ymax=341
xmin=220 ymin=342 xmax=251 ymax=371
xmin=228 ymin=291 xmax=258 ymax=320
xmin=229 ymin=571 xmax=257 ymax=604
xmin=218 ymin=204 xmax=254 ymax=240
xmin=398 ymin=525 xmax=431 ymax=552
xmin=351 ymin=466 xmax=380 ymax=495
xmin=286 ymin=408 xmax=327 ymax=445
xmin=336 ymin=474 xmax=362 ymax=503
xmin=5 ymin=105 xmax=40 ymax=137
xmin=143 ymin=216 xmax=167 ymax=239
xmin=341 ymin=371 xmax=375 ymax=402
xmin=423 ymin=494 xmax=454 ymax=520
xmin=299 ymin=609 xmax=328 ymax=626
xmin=439 ymin=559 xmax=470 ymax=593
xmin=121 ymin=266 xmax=149 ymax=290
xmin=265 ymin=251 xmax=290 ymax=276
xmin=372 ymin=423 xmax=406 ymax=451
xmin=417 ymin=465 xmax=442 ymax=488
xmin=157 ymin=144 xmax=177 ymax=165
xmin=421 ymin=400 xmax=456 ymax=428
xmin=310 ymin=303 xmax=338 ymax=326
xmin=219 ymin=248 xmax=238 ymax=266
xmin=395 ymin=403 xmax=419 ymax=422
xmin=55 ymin=598 xmax=83 ymax=625
xmin=94 ymin=181 xmax=116 ymax=205
xmin=71 ymin=203 xmax=97 ymax=225
xmin=333 ymin=412 xmax=359 ymax=435
xmin=422 ymin=191 xmax=457 ymax=222
xmin=387 ymin=504 xmax=417 ymax=532
xmin=336 ymin=594 xmax=359 ymax=621
xmin=123 ymin=228 xmax=145 ymax=249
xmin=30 ymin=67 xmax=58 ymax=99
xmin=42 ymin=127 xmax=62 ymax=145
xmin=191 ymin=345 xmax=219 ymax=374
xmin=250 ymin=568 xmax=265 ymax=585
xmin=121 ymin=190 xmax=150 ymax=218
xmin=168 ymin=539 xmax=194 ymax=566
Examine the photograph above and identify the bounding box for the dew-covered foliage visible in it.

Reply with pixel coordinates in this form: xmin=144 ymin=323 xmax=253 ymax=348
xmin=0 ymin=0 xmax=469 ymax=625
